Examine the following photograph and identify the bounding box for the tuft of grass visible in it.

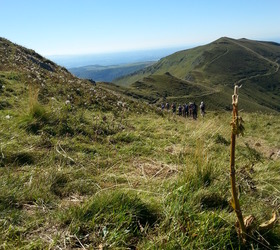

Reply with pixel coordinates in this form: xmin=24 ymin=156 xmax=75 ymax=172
xmin=20 ymin=85 xmax=51 ymax=134
xmin=28 ymin=85 xmax=47 ymax=120
xmin=59 ymin=191 xmax=159 ymax=248
xmin=214 ymin=133 xmax=230 ymax=146
xmin=243 ymin=142 xmax=263 ymax=165
xmin=6 ymin=151 xmax=35 ymax=166
xmin=50 ymin=172 xmax=70 ymax=197
xmin=193 ymin=189 xmax=229 ymax=210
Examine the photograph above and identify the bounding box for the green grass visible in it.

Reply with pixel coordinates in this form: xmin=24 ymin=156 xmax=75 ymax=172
xmin=0 ymin=37 xmax=280 ymax=249
xmin=1 ymin=92 xmax=280 ymax=248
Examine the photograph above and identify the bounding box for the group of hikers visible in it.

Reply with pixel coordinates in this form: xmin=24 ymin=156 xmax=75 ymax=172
xmin=161 ymin=101 xmax=205 ymax=119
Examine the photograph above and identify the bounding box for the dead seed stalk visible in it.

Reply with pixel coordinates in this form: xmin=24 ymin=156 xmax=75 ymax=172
xmin=230 ymin=85 xmax=246 ymax=242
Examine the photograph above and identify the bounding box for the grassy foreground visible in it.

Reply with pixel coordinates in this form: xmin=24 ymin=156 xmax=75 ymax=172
xmin=1 ymin=37 xmax=279 ymax=249
xmin=1 ymin=81 xmax=280 ymax=249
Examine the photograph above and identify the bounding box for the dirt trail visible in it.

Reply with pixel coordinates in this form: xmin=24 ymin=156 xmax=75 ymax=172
xmin=207 ymin=48 xmax=229 ymax=66
xmin=166 ymin=89 xmax=219 ymax=100
xmin=230 ymin=40 xmax=280 ymax=85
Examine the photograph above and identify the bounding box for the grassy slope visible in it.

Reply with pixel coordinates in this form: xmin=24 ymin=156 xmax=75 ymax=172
xmin=1 ymin=37 xmax=280 ymax=249
xmin=115 ymin=37 xmax=280 ymax=112
xmin=1 ymin=93 xmax=280 ymax=249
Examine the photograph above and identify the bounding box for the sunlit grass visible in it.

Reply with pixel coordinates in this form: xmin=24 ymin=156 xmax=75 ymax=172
xmin=1 ymin=69 xmax=280 ymax=248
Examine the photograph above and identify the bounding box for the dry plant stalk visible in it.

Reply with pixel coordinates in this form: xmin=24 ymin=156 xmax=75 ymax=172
xmin=230 ymin=85 xmax=246 ymax=242
xmin=259 ymin=212 xmax=277 ymax=231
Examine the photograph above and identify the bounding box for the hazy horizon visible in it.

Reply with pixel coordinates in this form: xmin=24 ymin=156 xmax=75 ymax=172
xmin=48 ymin=36 xmax=280 ymax=68
xmin=47 ymin=45 xmax=194 ymax=68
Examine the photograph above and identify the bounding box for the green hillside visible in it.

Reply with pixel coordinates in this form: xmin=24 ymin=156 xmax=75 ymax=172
xmin=115 ymin=37 xmax=280 ymax=112
xmin=69 ymin=61 xmax=155 ymax=82
xmin=1 ymin=37 xmax=280 ymax=249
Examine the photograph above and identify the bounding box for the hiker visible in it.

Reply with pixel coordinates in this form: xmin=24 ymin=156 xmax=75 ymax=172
xmin=178 ymin=104 xmax=182 ymax=116
xmin=200 ymin=101 xmax=205 ymax=117
xmin=182 ymin=104 xmax=186 ymax=117
xmin=189 ymin=102 xmax=193 ymax=117
xmin=165 ymin=102 xmax=170 ymax=110
xmin=185 ymin=103 xmax=189 ymax=117
xmin=161 ymin=103 xmax=165 ymax=110
xmin=192 ymin=102 xmax=197 ymax=120
xmin=171 ymin=103 xmax=176 ymax=114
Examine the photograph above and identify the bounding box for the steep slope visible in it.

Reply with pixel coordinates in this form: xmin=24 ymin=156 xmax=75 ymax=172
xmin=0 ymin=37 xmax=70 ymax=78
xmin=0 ymin=37 xmax=143 ymax=114
xmin=115 ymin=37 xmax=280 ymax=112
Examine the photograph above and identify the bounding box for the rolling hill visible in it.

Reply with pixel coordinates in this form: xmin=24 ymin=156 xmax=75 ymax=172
xmin=115 ymin=37 xmax=280 ymax=112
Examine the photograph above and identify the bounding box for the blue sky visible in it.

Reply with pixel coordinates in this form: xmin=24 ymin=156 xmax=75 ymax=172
xmin=1 ymin=0 xmax=280 ymax=56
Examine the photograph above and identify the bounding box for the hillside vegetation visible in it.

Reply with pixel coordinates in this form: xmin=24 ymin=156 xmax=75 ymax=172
xmin=0 ymin=37 xmax=280 ymax=249
xmin=115 ymin=37 xmax=280 ymax=112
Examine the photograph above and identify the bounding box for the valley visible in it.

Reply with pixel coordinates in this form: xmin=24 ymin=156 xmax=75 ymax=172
xmin=69 ymin=61 xmax=155 ymax=82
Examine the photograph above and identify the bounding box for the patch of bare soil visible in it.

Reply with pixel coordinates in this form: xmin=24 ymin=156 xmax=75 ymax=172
xmin=244 ymin=137 xmax=280 ymax=160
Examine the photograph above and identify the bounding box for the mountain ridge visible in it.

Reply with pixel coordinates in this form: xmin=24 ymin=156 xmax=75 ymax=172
xmin=114 ymin=37 xmax=280 ymax=112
